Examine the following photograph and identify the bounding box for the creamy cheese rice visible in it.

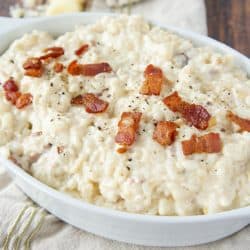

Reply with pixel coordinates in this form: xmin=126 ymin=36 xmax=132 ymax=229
xmin=0 ymin=15 xmax=250 ymax=215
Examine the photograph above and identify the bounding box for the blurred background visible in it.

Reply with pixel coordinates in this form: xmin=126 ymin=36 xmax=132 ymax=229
xmin=0 ymin=0 xmax=249 ymax=56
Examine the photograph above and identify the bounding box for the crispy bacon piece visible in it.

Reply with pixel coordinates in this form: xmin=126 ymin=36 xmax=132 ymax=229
xmin=23 ymin=57 xmax=42 ymax=70
xmin=227 ymin=111 xmax=250 ymax=132
xmin=81 ymin=63 xmax=112 ymax=76
xmin=163 ymin=91 xmax=183 ymax=112
xmin=140 ymin=64 xmax=163 ymax=95
xmin=24 ymin=68 xmax=43 ymax=77
xmin=182 ymin=104 xmax=211 ymax=130
xmin=71 ymin=93 xmax=109 ymax=113
xmin=75 ymin=44 xmax=89 ymax=56
xmin=3 ymin=77 xmax=33 ymax=108
xmin=54 ymin=62 xmax=64 ymax=73
xmin=40 ymin=47 xmax=64 ymax=60
xmin=71 ymin=95 xmax=85 ymax=105
xmin=3 ymin=78 xmax=19 ymax=92
xmin=163 ymin=91 xmax=211 ymax=130
xmin=181 ymin=133 xmax=222 ymax=156
xmin=67 ymin=60 xmax=82 ymax=75
xmin=67 ymin=61 xmax=112 ymax=76
xmin=15 ymin=93 xmax=33 ymax=109
xmin=115 ymin=112 xmax=142 ymax=146
xmin=23 ymin=57 xmax=43 ymax=77
xmin=3 ymin=78 xmax=21 ymax=104
xmin=5 ymin=91 xmax=21 ymax=105
xmin=153 ymin=121 xmax=178 ymax=146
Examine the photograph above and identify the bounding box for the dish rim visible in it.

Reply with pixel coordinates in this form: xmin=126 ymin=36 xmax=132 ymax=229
xmin=0 ymin=12 xmax=249 ymax=223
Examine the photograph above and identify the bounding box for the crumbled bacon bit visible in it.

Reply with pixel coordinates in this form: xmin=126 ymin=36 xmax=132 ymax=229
xmin=163 ymin=91 xmax=211 ymax=130
xmin=15 ymin=93 xmax=33 ymax=109
xmin=67 ymin=61 xmax=112 ymax=76
xmin=153 ymin=121 xmax=178 ymax=146
xmin=71 ymin=93 xmax=109 ymax=113
xmin=182 ymin=104 xmax=211 ymax=130
xmin=3 ymin=78 xmax=19 ymax=92
xmin=23 ymin=57 xmax=42 ymax=70
xmin=24 ymin=68 xmax=44 ymax=77
xmin=5 ymin=91 xmax=21 ymax=105
xmin=54 ymin=62 xmax=64 ymax=73
xmin=71 ymin=95 xmax=84 ymax=105
xmin=140 ymin=64 xmax=163 ymax=95
xmin=67 ymin=60 xmax=82 ymax=75
xmin=81 ymin=63 xmax=112 ymax=76
xmin=227 ymin=111 xmax=250 ymax=132
xmin=117 ymin=147 xmax=128 ymax=154
xmin=40 ymin=47 xmax=64 ymax=60
xmin=75 ymin=44 xmax=89 ymax=56
xmin=163 ymin=91 xmax=182 ymax=112
xmin=181 ymin=133 xmax=222 ymax=156
xmin=3 ymin=77 xmax=33 ymax=109
xmin=23 ymin=57 xmax=43 ymax=77
xmin=115 ymin=112 xmax=142 ymax=146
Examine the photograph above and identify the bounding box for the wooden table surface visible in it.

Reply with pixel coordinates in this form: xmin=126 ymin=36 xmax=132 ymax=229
xmin=205 ymin=0 xmax=249 ymax=56
xmin=0 ymin=0 xmax=249 ymax=56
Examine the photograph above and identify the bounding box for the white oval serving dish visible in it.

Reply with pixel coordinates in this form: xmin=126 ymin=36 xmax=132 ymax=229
xmin=0 ymin=13 xmax=249 ymax=247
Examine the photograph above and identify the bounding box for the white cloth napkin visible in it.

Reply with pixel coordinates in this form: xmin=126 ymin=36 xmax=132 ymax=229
xmin=90 ymin=0 xmax=207 ymax=35
xmin=1 ymin=0 xmax=249 ymax=249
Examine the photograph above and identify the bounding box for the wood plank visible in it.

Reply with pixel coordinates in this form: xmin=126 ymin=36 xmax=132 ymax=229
xmin=206 ymin=0 xmax=250 ymax=56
